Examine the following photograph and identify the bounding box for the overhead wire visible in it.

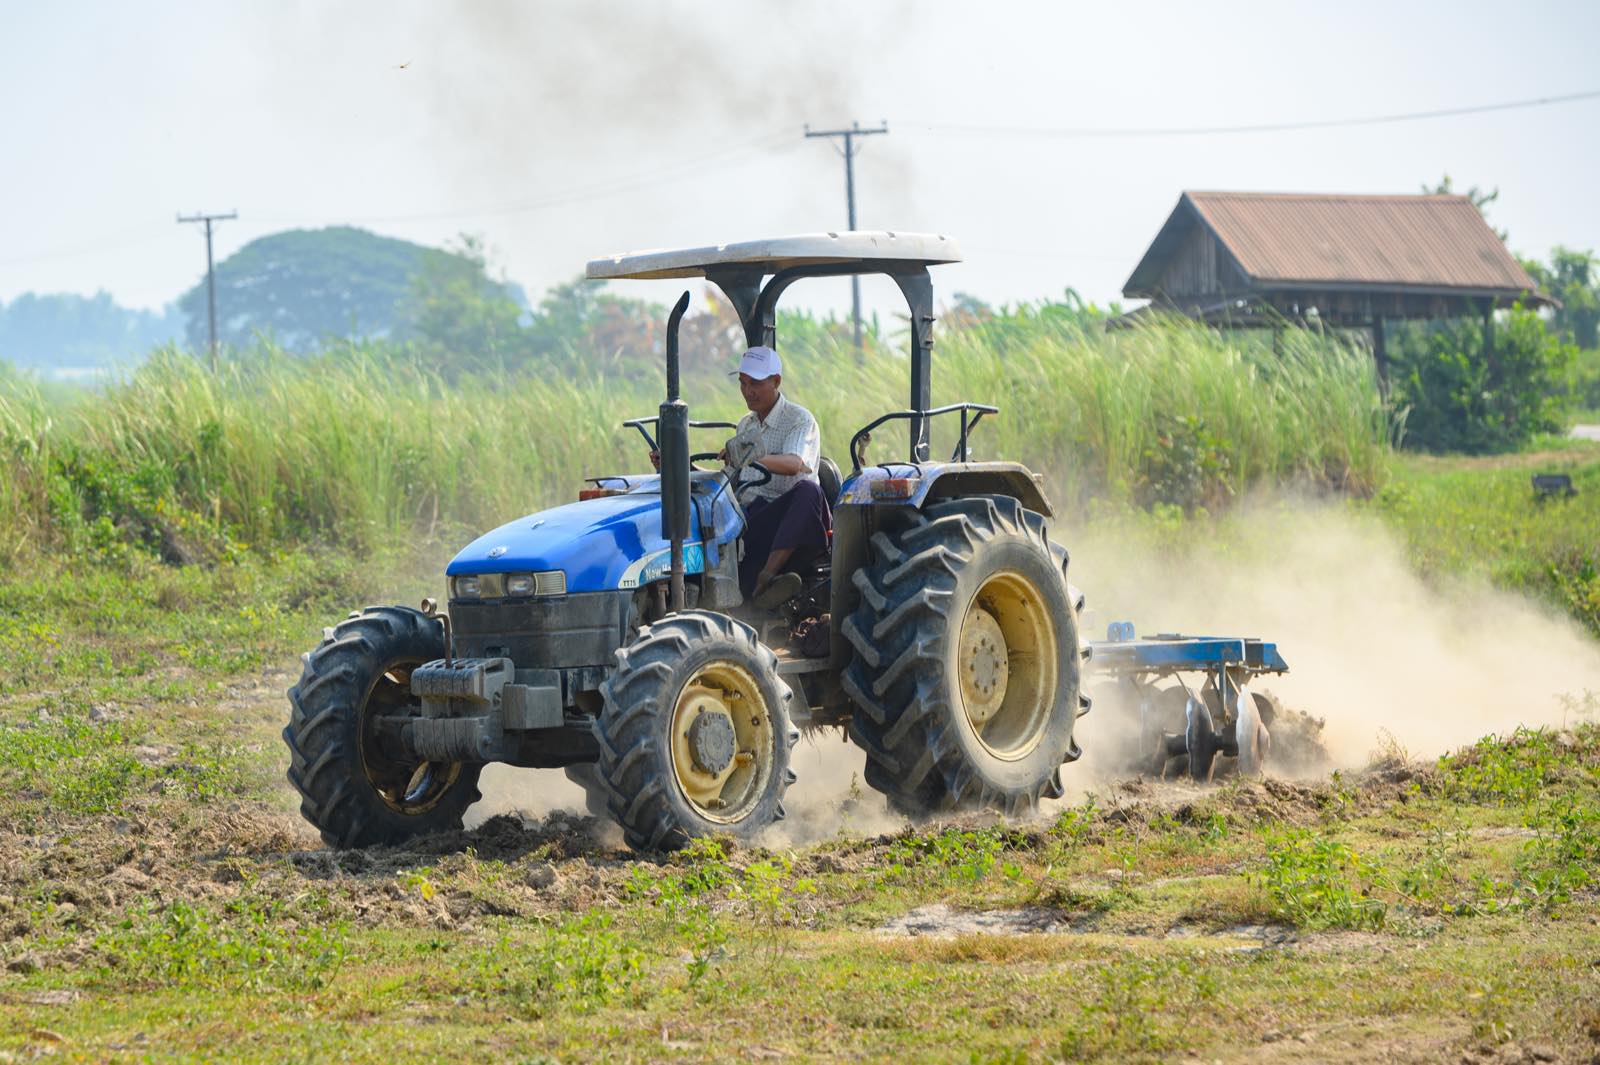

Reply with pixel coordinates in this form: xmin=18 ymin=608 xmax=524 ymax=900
xmin=900 ymin=87 xmax=1600 ymax=140
xmin=8 ymin=87 xmax=1597 ymax=272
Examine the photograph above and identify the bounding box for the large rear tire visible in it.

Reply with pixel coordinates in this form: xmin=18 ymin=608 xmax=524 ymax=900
xmin=843 ymin=496 xmax=1084 ymax=817
xmin=284 ymin=606 xmax=483 ymax=848
xmin=594 ymin=611 xmax=797 ymax=852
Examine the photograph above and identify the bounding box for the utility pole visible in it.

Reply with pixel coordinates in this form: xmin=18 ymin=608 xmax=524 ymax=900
xmin=177 ymin=210 xmax=237 ymax=371
xmin=804 ymin=120 xmax=887 ymax=350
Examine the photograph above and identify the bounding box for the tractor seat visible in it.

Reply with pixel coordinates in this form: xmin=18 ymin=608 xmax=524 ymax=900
xmin=818 ymin=456 xmax=842 ymax=507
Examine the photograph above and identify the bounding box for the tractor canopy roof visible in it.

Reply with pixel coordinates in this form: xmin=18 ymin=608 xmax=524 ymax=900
xmin=585 ymin=231 xmax=961 ymax=281
xmin=589 ymin=231 xmax=960 ymax=464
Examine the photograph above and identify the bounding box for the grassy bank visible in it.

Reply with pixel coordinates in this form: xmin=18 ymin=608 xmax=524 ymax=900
xmin=0 ymin=317 xmax=1389 ymax=566
xmin=1369 ymin=437 xmax=1600 ymax=636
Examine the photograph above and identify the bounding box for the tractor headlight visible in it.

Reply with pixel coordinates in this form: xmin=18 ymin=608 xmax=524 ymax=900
xmin=506 ymin=571 xmax=567 ymax=597
xmin=451 ymin=571 xmax=565 ymax=600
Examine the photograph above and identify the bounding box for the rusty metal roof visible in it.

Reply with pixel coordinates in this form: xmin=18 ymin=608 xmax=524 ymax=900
xmin=1125 ymin=191 xmax=1543 ymax=298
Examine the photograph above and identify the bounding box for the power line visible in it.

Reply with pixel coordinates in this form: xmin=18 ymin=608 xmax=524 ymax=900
xmin=904 ymin=87 xmax=1600 ymax=140
xmin=177 ymin=210 xmax=236 ymax=371
xmin=804 ymin=120 xmax=888 ymax=350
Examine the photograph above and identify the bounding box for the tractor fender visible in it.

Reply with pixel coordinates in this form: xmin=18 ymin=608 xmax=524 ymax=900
xmin=836 ymin=460 xmax=1053 ymax=517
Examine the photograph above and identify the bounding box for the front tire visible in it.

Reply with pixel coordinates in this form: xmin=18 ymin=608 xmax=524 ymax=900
xmin=594 ymin=611 xmax=797 ymax=852
xmin=284 ymin=606 xmax=482 ymax=848
xmin=843 ymin=496 xmax=1084 ymax=816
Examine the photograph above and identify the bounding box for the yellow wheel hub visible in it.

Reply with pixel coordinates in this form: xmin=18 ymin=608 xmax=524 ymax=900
xmin=669 ymin=662 xmax=774 ymax=822
xmin=959 ymin=606 xmax=1009 ymax=725
xmin=953 ymin=570 xmax=1058 ymax=761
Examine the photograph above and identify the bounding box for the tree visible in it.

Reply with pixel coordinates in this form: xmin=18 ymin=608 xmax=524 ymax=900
xmin=176 ymin=226 xmax=523 ymax=353
xmin=405 ymin=235 xmax=529 ymax=371
xmin=1422 ymin=175 xmax=1505 ymax=240
xmin=0 ymin=291 xmax=180 ymax=369
xmin=526 ymin=276 xmax=663 ymax=369
xmin=1522 ymin=247 xmax=1599 ymax=350
xmin=1391 ymin=304 xmax=1575 ymax=453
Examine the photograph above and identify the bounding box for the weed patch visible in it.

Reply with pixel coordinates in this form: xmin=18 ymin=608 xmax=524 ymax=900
xmin=883 ymin=826 xmax=1019 ymax=885
xmin=1436 ymin=727 xmax=1569 ymax=805
xmin=1257 ymin=830 xmax=1389 ymax=930
xmin=0 ymin=711 xmax=151 ymax=819
xmin=1056 ymin=956 xmax=1223 ymax=1059
xmin=468 ymin=913 xmax=642 ymax=1016
xmin=93 ymin=895 xmax=348 ymax=992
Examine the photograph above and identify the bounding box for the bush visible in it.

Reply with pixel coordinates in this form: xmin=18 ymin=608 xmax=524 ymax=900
xmin=1391 ymin=304 xmax=1575 ymax=453
xmin=1567 ymin=346 xmax=1600 ymax=416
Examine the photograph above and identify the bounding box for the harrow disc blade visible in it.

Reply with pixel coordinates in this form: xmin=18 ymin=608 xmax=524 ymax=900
xmin=1184 ymin=694 xmax=1219 ymax=783
xmin=1234 ymin=685 xmax=1269 ymax=777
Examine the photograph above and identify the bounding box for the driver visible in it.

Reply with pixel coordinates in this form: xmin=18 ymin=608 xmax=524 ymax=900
xmin=722 ymin=346 xmax=831 ymax=608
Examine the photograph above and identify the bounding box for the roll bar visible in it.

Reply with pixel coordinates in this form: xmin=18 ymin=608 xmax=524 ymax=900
xmin=848 ymin=403 xmax=998 ymax=472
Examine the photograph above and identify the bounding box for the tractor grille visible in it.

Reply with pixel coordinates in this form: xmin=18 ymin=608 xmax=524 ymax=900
xmin=448 ymin=591 xmax=630 ymax=670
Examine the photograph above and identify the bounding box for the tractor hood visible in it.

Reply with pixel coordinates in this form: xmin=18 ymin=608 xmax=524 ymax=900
xmin=446 ymin=476 xmax=739 ymax=594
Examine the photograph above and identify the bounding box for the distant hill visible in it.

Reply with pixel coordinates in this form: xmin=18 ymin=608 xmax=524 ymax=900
xmin=0 ymin=228 xmax=530 ymax=374
xmin=174 ymin=226 xmax=527 ymax=352
xmin=0 ymin=291 xmax=182 ymax=371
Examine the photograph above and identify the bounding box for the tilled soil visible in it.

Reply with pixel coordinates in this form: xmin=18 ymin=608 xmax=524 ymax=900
xmin=0 ymin=740 xmax=1437 ymax=981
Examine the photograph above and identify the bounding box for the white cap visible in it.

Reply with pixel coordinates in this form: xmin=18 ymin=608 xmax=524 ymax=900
xmin=733 ymin=346 xmax=782 ymax=380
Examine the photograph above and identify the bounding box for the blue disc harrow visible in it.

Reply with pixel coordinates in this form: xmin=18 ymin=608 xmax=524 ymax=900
xmin=1085 ymin=622 xmax=1289 ymax=782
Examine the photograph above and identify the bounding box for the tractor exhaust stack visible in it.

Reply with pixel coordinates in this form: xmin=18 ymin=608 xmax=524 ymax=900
xmin=660 ymin=291 xmax=693 ymax=613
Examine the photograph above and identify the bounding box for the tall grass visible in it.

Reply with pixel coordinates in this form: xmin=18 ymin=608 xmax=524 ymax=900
xmin=935 ymin=314 xmax=1390 ymax=506
xmin=0 ymin=316 xmax=1392 ymax=566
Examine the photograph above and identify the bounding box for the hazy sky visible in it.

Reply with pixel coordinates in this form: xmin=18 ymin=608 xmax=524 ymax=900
xmin=3 ymin=0 xmax=1598 ymax=321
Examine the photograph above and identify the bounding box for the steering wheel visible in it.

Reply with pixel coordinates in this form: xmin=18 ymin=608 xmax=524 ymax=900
xmin=738 ymin=461 xmax=773 ymax=494
xmin=681 ymin=448 xmax=771 ymax=481
xmin=694 ymin=448 xmax=773 ymax=519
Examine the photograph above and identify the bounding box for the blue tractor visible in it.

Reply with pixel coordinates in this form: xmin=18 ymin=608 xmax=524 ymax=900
xmin=283 ymin=232 xmax=1092 ymax=853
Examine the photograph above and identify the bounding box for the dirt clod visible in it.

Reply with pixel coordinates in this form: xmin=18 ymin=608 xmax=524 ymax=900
xmin=524 ymin=862 xmax=559 ymax=890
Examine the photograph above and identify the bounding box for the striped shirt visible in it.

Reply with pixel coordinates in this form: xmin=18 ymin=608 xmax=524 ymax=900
xmin=733 ymin=393 xmax=820 ymax=502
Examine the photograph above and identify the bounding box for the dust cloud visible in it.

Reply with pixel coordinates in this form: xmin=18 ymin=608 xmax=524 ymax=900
xmin=465 ymin=765 xmax=586 ymax=828
xmin=1066 ymin=499 xmax=1600 ymax=774
xmin=472 ymin=498 xmax=1600 ymax=838
xmin=763 ymin=730 xmax=904 ymax=848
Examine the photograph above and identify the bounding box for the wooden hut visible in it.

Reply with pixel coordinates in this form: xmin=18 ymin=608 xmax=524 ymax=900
xmin=1121 ymin=191 xmax=1551 ymax=381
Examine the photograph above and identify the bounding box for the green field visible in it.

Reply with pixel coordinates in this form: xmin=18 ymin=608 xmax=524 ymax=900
xmin=1 ymin=328 xmax=1598 ymax=1062
xmin=0 ymin=549 xmax=1594 ymax=1060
